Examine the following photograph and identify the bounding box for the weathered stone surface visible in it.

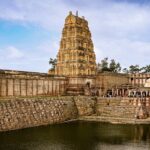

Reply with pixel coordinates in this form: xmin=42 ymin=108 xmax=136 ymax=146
xmin=74 ymin=96 xmax=96 ymax=116
xmin=96 ymin=97 xmax=150 ymax=119
xmin=0 ymin=96 xmax=150 ymax=132
xmin=54 ymin=11 xmax=96 ymax=76
xmin=96 ymin=72 xmax=129 ymax=96
xmin=0 ymin=70 xmax=67 ymax=97
xmin=129 ymin=73 xmax=150 ymax=88
xmin=0 ymin=97 xmax=78 ymax=132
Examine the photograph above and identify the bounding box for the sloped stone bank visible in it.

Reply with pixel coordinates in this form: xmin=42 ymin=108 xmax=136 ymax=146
xmin=0 ymin=97 xmax=78 ymax=132
xmin=0 ymin=96 xmax=95 ymax=132
xmin=0 ymin=96 xmax=150 ymax=132
xmin=74 ymin=96 xmax=96 ymax=116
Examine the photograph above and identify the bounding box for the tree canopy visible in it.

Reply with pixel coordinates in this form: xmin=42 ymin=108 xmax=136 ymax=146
xmin=97 ymin=57 xmax=121 ymax=73
xmin=49 ymin=57 xmax=150 ymax=74
xmin=123 ymin=65 xmax=150 ymax=73
xmin=49 ymin=58 xmax=57 ymax=71
xmin=97 ymin=58 xmax=150 ymax=74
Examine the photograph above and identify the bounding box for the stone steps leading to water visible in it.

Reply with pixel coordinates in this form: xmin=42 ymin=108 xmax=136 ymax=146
xmin=79 ymin=116 xmax=150 ymax=124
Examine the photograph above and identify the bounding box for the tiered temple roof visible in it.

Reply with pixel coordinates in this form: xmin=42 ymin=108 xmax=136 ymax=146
xmin=55 ymin=11 xmax=96 ymax=76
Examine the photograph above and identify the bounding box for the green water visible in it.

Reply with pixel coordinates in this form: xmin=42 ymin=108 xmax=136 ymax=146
xmin=0 ymin=121 xmax=150 ymax=150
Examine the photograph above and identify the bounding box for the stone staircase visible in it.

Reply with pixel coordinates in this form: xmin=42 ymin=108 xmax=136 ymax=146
xmin=96 ymin=98 xmax=136 ymax=119
xmin=66 ymin=86 xmax=84 ymax=96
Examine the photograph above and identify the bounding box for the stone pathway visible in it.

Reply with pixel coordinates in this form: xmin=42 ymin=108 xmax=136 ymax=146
xmin=79 ymin=115 xmax=150 ymax=124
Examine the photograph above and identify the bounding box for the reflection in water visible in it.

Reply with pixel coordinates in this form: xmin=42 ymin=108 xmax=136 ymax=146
xmin=0 ymin=121 xmax=149 ymax=150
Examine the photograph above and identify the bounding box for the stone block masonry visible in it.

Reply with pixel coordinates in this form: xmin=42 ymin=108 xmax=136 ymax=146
xmin=96 ymin=97 xmax=150 ymax=119
xmin=0 ymin=96 xmax=150 ymax=132
xmin=79 ymin=97 xmax=150 ymax=124
xmin=74 ymin=96 xmax=96 ymax=116
xmin=96 ymin=98 xmax=136 ymax=118
xmin=0 ymin=96 xmax=95 ymax=132
xmin=0 ymin=97 xmax=78 ymax=132
xmin=0 ymin=70 xmax=68 ymax=97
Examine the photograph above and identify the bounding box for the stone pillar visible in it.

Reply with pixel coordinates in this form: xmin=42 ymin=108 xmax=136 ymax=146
xmin=133 ymin=98 xmax=137 ymax=106
xmin=52 ymin=80 xmax=56 ymax=96
xmin=48 ymin=80 xmax=53 ymax=95
xmin=7 ymin=79 xmax=13 ymax=96
xmin=14 ymin=79 xmax=20 ymax=96
xmin=43 ymin=80 xmax=49 ymax=95
xmin=0 ymin=78 xmax=1 ymax=97
xmin=27 ymin=80 xmax=33 ymax=96
xmin=117 ymin=89 xmax=119 ymax=96
xmin=37 ymin=80 xmax=43 ymax=95
xmin=33 ymin=80 xmax=37 ymax=96
xmin=128 ymin=90 xmax=131 ymax=97
xmin=146 ymin=98 xmax=150 ymax=107
xmin=138 ymin=99 xmax=141 ymax=106
xmin=1 ymin=79 xmax=7 ymax=96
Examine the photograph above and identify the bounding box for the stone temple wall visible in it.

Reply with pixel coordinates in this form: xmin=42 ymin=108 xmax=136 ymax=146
xmin=96 ymin=72 xmax=129 ymax=96
xmin=129 ymin=73 xmax=150 ymax=88
xmin=0 ymin=70 xmax=68 ymax=97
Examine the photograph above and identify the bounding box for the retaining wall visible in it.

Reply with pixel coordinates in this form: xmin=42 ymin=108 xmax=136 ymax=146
xmin=1 ymin=96 xmax=150 ymax=132
xmin=96 ymin=97 xmax=150 ymax=119
xmin=0 ymin=96 xmax=95 ymax=132
xmin=0 ymin=97 xmax=78 ymax=132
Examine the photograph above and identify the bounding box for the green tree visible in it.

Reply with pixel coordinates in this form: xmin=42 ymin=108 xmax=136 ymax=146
xmin=141 ymin=65 xmax=150 ymax=73
xmin=115 ymin=63 xmax=121 ymax=72
xmin=97 ymin=58 xmax=121 ymax=73
xmin=109 ymin=59 xmax=121 ymax=72
xmin=129 ymin=65 xmax=140 ymax=73
xmin=100 ymin=57 xmax=110 ymax=72
xmin=109 ymin=59 xmax=116 ymax=72
xmin=49 ymin=58 xmax=57 ymax=70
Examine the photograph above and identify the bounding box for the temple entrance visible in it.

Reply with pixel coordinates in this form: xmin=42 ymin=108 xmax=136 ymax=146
xmin=86 ymin=82 xmax=91 ymax=88
xmin=106 ymin=89 xmax=112 ymax=97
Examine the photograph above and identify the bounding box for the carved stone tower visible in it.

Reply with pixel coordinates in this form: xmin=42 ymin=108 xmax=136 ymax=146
xmin=55 ymin=11 xmax=96 ymax=77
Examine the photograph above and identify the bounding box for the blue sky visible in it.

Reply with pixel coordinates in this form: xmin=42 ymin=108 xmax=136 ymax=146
xmin=0 ymin=0 xmax=150 ymax=72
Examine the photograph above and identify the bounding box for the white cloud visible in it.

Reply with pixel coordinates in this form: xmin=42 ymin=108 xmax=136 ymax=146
xmin=37 ymin=40 xmax=59 ymax=55
xmin=0 ymin=0 xmax=68 ymax=31
xmin=7 ymin=46 xmax=24 ymax=58
xmin=0 ymin=46 xmax=24 ymax=59
xmin=0 ymin=0 xmax=150 ymax=71
xmin=95 ymin=38 xmax=150 ymax=68
xmin=0 ymin=44 xmax=54 ymax=72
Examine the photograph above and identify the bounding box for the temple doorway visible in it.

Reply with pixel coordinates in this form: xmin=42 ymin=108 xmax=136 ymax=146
xmin=86 ymin=82 xmax=91 ymax=88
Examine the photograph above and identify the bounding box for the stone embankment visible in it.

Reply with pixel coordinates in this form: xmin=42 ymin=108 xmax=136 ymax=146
xmin=0 ymin=96 xmax=95 ymax=132
xmin=96 ymin=97 xmax=150 ymax=119
xmin=96 ymin=98 xmax=136 ymax=118
xmin=0 ymin=96 xmax=150 ymax=132
xmin=74 ymin=96 xmax=96 ymax=116
xmin=79 ymin=116 xmax=150 ymax=124
xmin=0 ymin=97 xmax=78 ymax=132
xmin=79 ymin=97 xmax=150 ymax=124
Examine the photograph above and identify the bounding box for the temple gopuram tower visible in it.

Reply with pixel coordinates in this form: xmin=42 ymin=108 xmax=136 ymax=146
xmin=54 ymin=11 xmax=97 ymax=95
xmin=55 ymin=11 xmax=96 ymax=77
